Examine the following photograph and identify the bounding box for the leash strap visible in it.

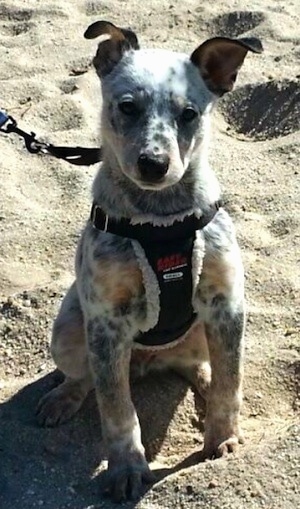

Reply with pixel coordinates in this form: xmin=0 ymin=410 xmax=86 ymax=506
xmin=46 ymin=145 xmax=102 ymax=166
xmin=0 ymin=110 xmax=102 ymax=166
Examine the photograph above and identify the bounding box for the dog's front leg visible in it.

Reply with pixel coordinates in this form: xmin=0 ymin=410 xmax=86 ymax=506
xmin=87 ymin=316 xmax=153 ymax=501
xmin=203 ymin=296 xmax=245 ymax=458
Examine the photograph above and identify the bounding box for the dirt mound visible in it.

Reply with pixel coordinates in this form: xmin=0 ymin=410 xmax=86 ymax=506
xmin=220 ymin=79 xmax=300 ymax=140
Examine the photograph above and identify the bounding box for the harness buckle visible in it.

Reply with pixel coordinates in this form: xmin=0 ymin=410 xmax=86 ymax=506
xmin=91 ymin=204 xmax=109 ymax=232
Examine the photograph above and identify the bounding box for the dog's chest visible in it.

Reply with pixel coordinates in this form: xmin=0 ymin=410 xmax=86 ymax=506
xmin=134 ymin=235 xmax=197 ymax=347
xmin=83 ymin=227 xmax=205 ymax=348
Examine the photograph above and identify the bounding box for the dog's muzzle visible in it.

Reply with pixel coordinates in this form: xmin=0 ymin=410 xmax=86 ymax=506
xmin=137 ymin=153 xmax=169 ymax=183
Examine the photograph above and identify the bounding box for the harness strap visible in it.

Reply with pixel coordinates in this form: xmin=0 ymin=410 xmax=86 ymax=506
xmin=90 ymin=201 xmax=221 ymax=242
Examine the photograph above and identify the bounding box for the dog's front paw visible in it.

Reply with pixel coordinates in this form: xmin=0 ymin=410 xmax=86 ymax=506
xmin=202 ymin=420 xmax=245 ymax=459
xmin=105 ymin=450 xmax=154 ymax=502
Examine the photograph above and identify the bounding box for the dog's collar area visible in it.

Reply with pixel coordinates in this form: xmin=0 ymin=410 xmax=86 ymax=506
xmin=90 ymin=201 xmax=222 ymax=242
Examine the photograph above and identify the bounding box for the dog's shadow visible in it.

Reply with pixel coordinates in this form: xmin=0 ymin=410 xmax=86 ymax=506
xmin=0 ymin=370 xmax=205 ymax=509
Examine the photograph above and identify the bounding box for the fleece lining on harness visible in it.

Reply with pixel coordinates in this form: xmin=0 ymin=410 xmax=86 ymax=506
xmin=134 ymin=235 xmax=197 ymax=346
xmin=90 ymin=203 xmax=220 ymax=348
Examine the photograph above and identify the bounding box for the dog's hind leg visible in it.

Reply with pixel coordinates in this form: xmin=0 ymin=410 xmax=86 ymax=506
xmin=171 ymin=329 xmax=211 ymax=399
xmin=36 ymin=282 xmax=94 ymax=426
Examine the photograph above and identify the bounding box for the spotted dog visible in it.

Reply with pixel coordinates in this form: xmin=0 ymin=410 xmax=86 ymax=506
xmin=37 ymin=21 xmax=262 ymax=502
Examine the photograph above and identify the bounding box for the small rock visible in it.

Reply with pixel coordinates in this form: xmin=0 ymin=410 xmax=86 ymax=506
xmin=284 ymin=328 xmax=298 ymax=336
xmin=208 ymin=479 xmax=219 ymax=489
xmin=67 ymin=485 xmax=76 ymax=495
xmin=186 ymin=484 xmax=194 ymax=495
xmin=250 ymin=489 xmax=264 ymax=498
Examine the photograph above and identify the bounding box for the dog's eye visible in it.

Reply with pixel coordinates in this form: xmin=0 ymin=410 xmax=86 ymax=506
xmin=181 ymin=106 xmax=198 ymax=122
xmin=118 ymin=100 xmax=139 ymax=116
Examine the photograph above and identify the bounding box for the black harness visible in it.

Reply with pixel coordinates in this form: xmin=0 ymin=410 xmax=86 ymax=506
xmin=90 ymin=202 xmax=220 ymax=347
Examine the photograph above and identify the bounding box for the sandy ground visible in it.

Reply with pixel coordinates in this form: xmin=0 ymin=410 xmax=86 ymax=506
xmin=0 ymin=0 xmax=299 ymax=508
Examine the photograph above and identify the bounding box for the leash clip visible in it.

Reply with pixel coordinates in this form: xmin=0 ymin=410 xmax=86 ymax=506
xmin=1 ymin=109 xmax=102 ymax=165
xmin=18 ymin=129 xmax=48 ymax=154
xmin=0 ymin=111 xmax=49 ymax=154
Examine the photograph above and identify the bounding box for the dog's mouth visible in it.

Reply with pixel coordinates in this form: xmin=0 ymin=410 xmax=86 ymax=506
xmin=120 ymin=158 xmax=185 ymax=191
xmin=136 ymin=176 xmax=168 ymax=191
xmin=128 ymin=166 xmax=185 ymax=191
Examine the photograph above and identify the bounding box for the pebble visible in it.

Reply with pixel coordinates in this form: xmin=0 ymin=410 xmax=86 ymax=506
xmin=67 ymin=485 xmax=76 ymax=495
xmin=250 ymin=489 xmax=264 ymax=498
xmin=185 ymin=484 xmax=194 ymax=495
xmin=208 ymin=479 xmax=219 ymax=489
xmin=255 ymin=392 xmax=263 ymax=399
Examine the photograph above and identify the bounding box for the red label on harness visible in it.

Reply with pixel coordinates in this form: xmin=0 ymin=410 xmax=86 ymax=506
xmin=157 ymin=254 xmax=187 ymax=272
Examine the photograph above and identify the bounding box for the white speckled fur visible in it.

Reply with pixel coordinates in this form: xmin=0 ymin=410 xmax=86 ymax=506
xmin=37 ymin=22 xmax=262 ymax=502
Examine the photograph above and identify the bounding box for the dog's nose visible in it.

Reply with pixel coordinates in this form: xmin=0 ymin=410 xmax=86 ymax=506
xmin=137 ymin=153 xmax=170 ymax=182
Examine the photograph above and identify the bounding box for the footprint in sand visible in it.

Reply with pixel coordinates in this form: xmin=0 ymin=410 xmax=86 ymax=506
xmin=0 ymin=22 xmax=34 ymax=37
xmin=85 ymin=1 xmax=111 ymax=16
xmin=0 ymin=4 xmax=34 ymax=38
xmin=220 ymin=79 xmax=300 ymax=140
xmin=0 ymin=4 xmax=33 ymax=22
xmin=37 ymin=98 xmax=85 ymax=132
xmin=210 ymin=10 xmax=266 ymax=37
xmin=268 ymin=216 xmax=300 ymax=239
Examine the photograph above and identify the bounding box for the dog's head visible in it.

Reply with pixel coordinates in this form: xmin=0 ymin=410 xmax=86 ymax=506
xmin=85 ymin=21 xmax=262 ymax=191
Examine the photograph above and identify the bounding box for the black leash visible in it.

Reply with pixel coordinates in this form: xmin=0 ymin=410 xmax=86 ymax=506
xmin=0 ymin=110 xmax=102 ymax=166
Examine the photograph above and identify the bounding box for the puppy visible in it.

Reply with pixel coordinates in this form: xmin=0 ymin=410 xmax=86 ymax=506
xmin=37 ymin=21 xmax=262 ymax=502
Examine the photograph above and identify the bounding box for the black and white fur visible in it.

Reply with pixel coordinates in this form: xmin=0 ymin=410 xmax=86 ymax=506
xmin=37 ymin=21 xmax=262 ymax=502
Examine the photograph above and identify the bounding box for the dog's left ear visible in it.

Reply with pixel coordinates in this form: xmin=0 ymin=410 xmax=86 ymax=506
xmin=191 ymin=37 xmax=263 ymax=96
xmin=84 ymin=20 xmax=139 ymax=77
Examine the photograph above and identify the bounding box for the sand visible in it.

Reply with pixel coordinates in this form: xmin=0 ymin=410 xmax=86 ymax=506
xmin=0 ymin=0 xmax=299 ymax=508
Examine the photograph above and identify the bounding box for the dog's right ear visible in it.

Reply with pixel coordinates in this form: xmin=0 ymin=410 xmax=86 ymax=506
xmin=84 ymin=20 xmax=139 ymax=77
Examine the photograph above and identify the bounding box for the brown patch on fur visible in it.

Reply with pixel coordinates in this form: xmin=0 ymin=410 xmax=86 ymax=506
xmin=156 ymin=322 xmax=206 ymax=360
xmin=201 ymin=256 xmax=235 ymax=296
xmin=84 ymin=20 xmax=139 ymax=78
xmin=94 ymin=260 xmax=143 ymax=307
xmin=131 ymin=322 xmax=206 ymax=361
